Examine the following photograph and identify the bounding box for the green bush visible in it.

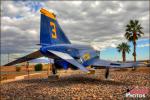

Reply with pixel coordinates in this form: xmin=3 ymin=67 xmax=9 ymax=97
xmin=34 ymin=64 xmax=43 ymax=71
xmin=16 ymin=67 xmax=21 ymax=72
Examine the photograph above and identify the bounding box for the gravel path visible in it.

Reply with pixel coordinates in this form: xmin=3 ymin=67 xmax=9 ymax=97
xmin=1 ymin=70 xmax=150 ymax=100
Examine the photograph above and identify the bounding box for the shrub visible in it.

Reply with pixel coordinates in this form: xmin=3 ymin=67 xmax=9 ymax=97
xmin=34 ymin=64 xmax=43 ymax=71
xmin=16 ymin=67 xmax=21 ymax=72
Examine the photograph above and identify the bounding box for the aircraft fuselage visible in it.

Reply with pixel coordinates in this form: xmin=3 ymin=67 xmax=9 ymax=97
xmin=40 ymin=44 xmax=99 ymax=67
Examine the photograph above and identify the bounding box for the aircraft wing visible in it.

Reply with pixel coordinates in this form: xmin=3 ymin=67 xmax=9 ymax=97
xmin=48 ymin=50 xmax=90 ymax=73
xmin=90 ymin=59 xmax=136 ymax=68
xmin=4 ymin=50 xmax=43 ymax=66
xmin=90 ymin=58 xmax=139 ymax=78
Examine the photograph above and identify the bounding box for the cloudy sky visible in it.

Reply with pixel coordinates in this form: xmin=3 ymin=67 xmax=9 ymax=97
xmin=1 ymin=1 xmax=149 ymax=65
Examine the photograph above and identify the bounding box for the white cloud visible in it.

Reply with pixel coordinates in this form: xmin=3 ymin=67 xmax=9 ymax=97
xmin=137 ymin=43 xmax=150 ymax=48
xmin=91 ymin=1 xmax=100 ymax=8
xmin=1 ymin=1 xmax=31 ymax=17
xmin=140 ymin=14 xmax=149 ymax=21
xmin=71 ymin=1 xmax=82 ymax=6
xmin=1 ymin=1 xmax=149 ymax=64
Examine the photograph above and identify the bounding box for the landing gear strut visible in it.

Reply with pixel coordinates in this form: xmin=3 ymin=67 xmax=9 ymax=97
xmin=105 ymin=67 xmax=109 ymax=79
xmin=52 ymin=64 xmax=57 ymax=74
xmin=48 ymin=63 xmax=59 ymax=81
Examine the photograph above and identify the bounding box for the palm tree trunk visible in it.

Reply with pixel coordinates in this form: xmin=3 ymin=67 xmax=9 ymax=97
xmin=122 ymin=51 xmax=126 ymax=62
xmin=133 ymin=41 xmax=136 ymax=62
xmin=133 ymin=32 xmax=136 ymax=62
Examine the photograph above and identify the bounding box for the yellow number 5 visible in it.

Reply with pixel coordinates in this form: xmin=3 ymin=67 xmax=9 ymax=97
xmin=50 ymin=22 xmax=57 ymax=39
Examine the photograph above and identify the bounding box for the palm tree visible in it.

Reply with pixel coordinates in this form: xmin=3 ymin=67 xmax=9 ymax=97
xmin=117 ymin=42 xmax=130 ymax=62
xmin=125 ymin=20 xmax=144 ymax=62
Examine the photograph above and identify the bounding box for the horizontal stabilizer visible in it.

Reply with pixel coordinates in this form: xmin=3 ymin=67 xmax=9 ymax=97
xmin=4 ymin=50 xmax=43 ymax=66
xmin=48 ymin=50 xmax=89 ymax=73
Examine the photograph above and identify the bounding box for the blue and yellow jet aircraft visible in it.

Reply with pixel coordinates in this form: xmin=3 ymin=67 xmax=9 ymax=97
xmin=5 ymin=8 xmax=136 ymax=78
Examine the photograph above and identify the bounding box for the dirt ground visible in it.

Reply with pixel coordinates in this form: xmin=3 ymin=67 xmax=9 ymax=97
xmin=0 ymin=66 xmax=150 ymax=99
xmin=0 ymin=64 xmax=51 ymax=81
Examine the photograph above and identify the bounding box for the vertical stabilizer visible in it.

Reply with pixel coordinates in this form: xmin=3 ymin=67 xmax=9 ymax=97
xmin=40 ymin=8 xmax=70 ymax=45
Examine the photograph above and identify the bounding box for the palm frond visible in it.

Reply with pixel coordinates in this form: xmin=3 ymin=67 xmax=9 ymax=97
xmin=137 ymin=33 xmax=141 ymax=38
xmin=135 ymin=20 xmax=139 ymax=25
xmin=124 ymin=19 xmax=144 ymax=42
xmin=116 ymin=42 xmax=131 ymax=54
xmin=139 ymin=30 xmax=144 ymax=34
xmin=130 ymin=20 xmax=134 ymax=25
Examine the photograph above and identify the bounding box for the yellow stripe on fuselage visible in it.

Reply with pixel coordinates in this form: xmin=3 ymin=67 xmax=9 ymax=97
xmin=40 ymin=8 xmax=56 ymax=20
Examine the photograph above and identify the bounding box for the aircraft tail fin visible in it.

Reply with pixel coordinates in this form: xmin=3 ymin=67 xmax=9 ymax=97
xmin=40 ymin=8 xmax=70 ymax=46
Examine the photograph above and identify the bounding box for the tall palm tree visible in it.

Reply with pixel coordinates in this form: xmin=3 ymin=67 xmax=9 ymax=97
xmin=125 ymin=20 xmax=144 ymax=62
xmin=117 ymin=42 xmax=130 ymax=62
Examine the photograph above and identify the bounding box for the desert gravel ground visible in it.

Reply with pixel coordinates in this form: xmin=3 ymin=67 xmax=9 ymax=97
xmin=1 ymin=69 xmax=150 ymax=100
